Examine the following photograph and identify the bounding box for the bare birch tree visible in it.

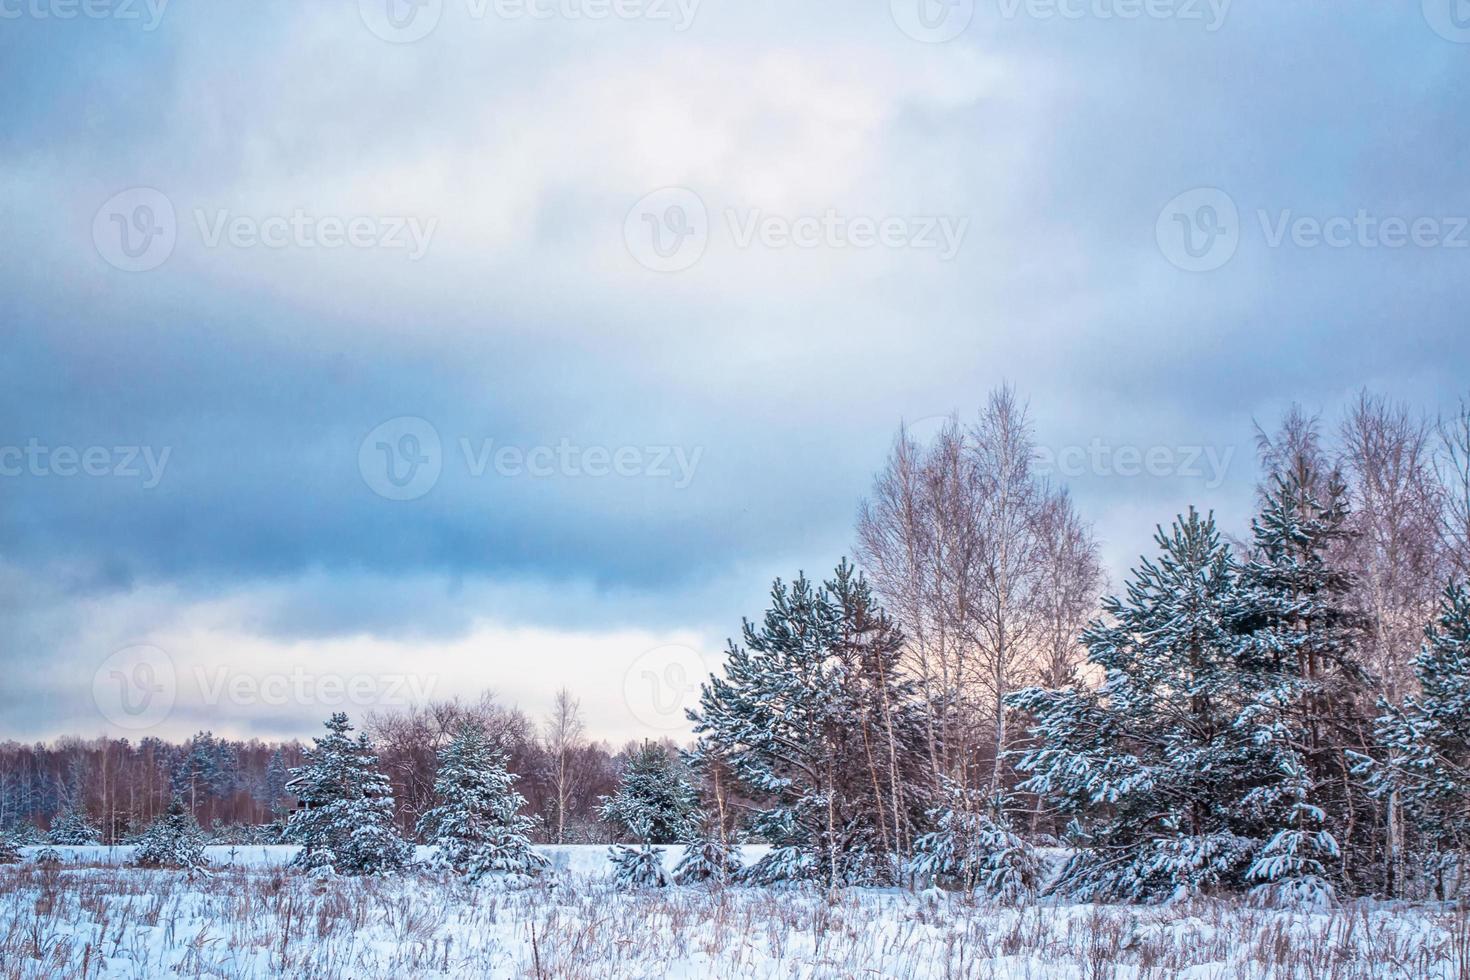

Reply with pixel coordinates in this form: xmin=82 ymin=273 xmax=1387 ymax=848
xmin=543 ymin=688 xmax=586 ymax=844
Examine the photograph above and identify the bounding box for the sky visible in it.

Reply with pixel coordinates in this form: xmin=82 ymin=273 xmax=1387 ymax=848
xmin=2 ymin=1 xmax=1468 ymax=745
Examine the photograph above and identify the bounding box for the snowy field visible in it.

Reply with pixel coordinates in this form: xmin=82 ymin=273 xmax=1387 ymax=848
xmin=2 ymin=847 xmax=1467 ymax=979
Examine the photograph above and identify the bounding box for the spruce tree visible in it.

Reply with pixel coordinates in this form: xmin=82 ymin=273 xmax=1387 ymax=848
xmin=1360 ymin=582 xmax=1470 ymax=897
xmin=286 ymin=712 xmax=410 ymax=876
xmin=0 ymin=830 xmax=20 ymax=865
xmin=132 ymin=797 xmax=208 ymax=871
xmin=599 ymin=743 xmax=698 ymax=845
xmin=1233 ymin=470 xmax=1371 ymax=907
xmin=1011 ymin=508 xmax=1265 ymax=901
xmin=48 ymin=805 xmax=102 ymax=845
xmin=416 ymin=722 xmax=546 ymax=881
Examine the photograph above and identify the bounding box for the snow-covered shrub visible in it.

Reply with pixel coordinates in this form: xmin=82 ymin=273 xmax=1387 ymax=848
xmin=0 ymin=831 xmax=20 ymax=865
xmin=132 ymin=798 xmax=209 ymax=872
xmin=33 ymin=847 xmax=63 ymax=867
xmin=910 ymin=786 xmax=1038 ymax=904
xmin=48 ymin=806 xmax=102 ymax=845
xmin=285 ymin=712 xmax=410 ymax=876
xmin=609 ymin=843 xmax=671 ymax=889
xmin=741 ymin=845 xmax=817 ymax=886
xmin=417 ymin=722 xmax=548 ymax=881
xmin=672 ymin=834 xmax=743 ymax=885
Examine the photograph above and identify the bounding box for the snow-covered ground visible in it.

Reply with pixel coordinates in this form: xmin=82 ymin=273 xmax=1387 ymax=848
xmin=1 ymin=847 xmax=1464 ymax=978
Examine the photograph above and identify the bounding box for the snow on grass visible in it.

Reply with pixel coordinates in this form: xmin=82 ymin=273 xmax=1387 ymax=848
xmin=0 ymin=847 xmax=1466 ymax=978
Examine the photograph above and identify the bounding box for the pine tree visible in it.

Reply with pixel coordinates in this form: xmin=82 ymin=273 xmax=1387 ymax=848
xmin=0 ymin=829 xmax=20 ymax=865
xmin=132 ymin=797 xmax=208 ymax=871
xmin=1010 ymin=509 xmax=1268 ymax=902
xmin=599 ymin=743 xmax=698 ymax=845
xmin=285 ymin=712 xmax=410 ymax=876
xmin=1233 ymin=470 xmax=1371 ymax=907
xmin=672 ymin=830 xmax=743 ymax=886
xmin=48 ymin=805 xmax=102 ymax=845
xmin=416 ymin=722 xmax=547 ymax=881
xmin=1359 ymin=582 xmax=1470 ymax=897
xmin=689 ymin=560 xmax=928 ymax=888
xmin=608 ymin=823 xmax=672 ymax=890
xmin=265 ymin=750 xmax=290 ymax=820
xmin=910 ymin=780 xmax=1038 ymax=903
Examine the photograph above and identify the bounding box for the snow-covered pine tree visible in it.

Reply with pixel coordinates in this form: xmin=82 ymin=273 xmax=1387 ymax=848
xmin=689 ymin=560 xmax=927 ymax=889
xmin=1009 ymin=508 xmax=1267 ymax=902
xmin=1233 ymin=469 xmax=1371 ymax=908
xmin=0 ymin=829 xmax=19 ymax=865
xmin=132 ymin=797 xmax=208 ymax=871
xmin=1359 ymin=582 xmax=1470 ymax=897
xmin=608 ymin=816 xmax=672 ymax=889
xmin=909 ymin=781 xmax=1038 ymax=904
xmin=416 ymin=721 xmax=547 ymax=881
xmin=48 ymin=805 xmax=102 ymax=845
xmin=265 ymin=749 xmax=291 ymax=820
xmin=599 ymin=742 xmax=698 ymax=845
xmin=671 ymin=828 xmax=743 ymax=886
xmin=285 ymin=712 xmax=410 ymax=876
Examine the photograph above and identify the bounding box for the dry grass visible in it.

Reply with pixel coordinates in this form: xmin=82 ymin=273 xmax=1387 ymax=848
xmin=1 ymin=861 xmax=1467 ymax=978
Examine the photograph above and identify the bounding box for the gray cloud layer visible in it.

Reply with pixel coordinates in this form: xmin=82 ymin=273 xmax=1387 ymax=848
xmin=2 ymin=2 xmax=1467 ymax=738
